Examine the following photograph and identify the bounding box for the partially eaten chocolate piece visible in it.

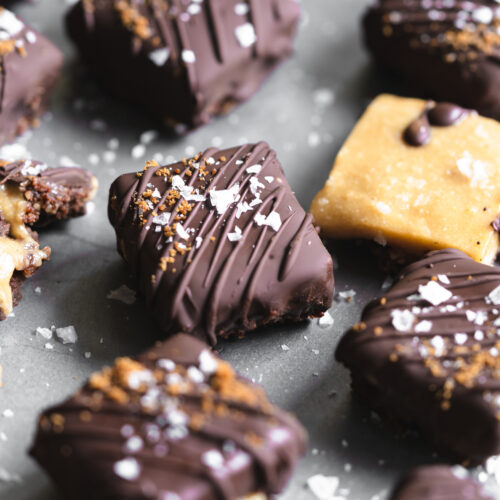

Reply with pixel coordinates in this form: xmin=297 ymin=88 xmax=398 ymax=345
xmin=0 ymin=159 xmax=97 ymax=319
xmin=363 ymin=0 xmax=500 ymax=121
xmin=391 ymin=465 xmax=493 ymax=500
xmin=66 ymin=0 xmax=300 ymax=129
xmin=337 ymin=248 xmax=500 ymax=464
xmin=0 ymin=8 xmax=63 ymax=145
xmin=30 ymin=333 xmax=307 ymax=500
xmin=108 ymin=142 xmax=334 ymax=345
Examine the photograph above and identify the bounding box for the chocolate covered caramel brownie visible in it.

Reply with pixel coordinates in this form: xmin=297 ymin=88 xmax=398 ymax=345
xmin=31 ymin=334 xmax=307 ymax=500
xmin=0 ymin=159 xmax=97 ymax=318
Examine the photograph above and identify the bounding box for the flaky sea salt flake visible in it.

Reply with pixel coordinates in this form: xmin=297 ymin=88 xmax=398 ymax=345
xmin=488 ymin=285 xmax=500 ymax=305
xmin=418 ymin=280 xmax=452 ymax=306
xmin=55 ymin=326 xmax=78 ymax=344
xmin=148 ymin=47 xmax=170 ymax=66
xmin=391 ymin=309 xmax=415 ymax=332
xmin=209 ymin=183 xmax=240 ymax=214
xmin=202 ymin=450 xmax=224 ymax=469
xmin=306 ymin=474 xmax=340 ymax=500
xmin=113 ymin=457 xmax=141 ymax=481
xmin=318 ymin=311 xmax=334 ymax=328
xmin=235 ymin=23 xmax=257 ymax=47
xmin=199 ymin=350 xmax=218 ymax=374
xmin=35 ymin=327 xmax=52 ymax=340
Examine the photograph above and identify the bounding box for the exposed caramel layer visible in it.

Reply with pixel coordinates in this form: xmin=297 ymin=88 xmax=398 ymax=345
xmin=0 ymin=183 xmax=49 ymax=315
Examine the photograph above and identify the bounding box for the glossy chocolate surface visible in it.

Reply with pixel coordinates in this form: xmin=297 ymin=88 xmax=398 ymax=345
xmin=66 ymin=0 xmax=300 ymax=129
xmin=337 ymin=249 xmax=500 ymax=463
xmin=108 ymin=142 xmax=334 ymax=345
xmin=0 ymin=7 xmax=62 ymax=144
xmin=403 ymin=102 xmax=470 ymax=146
xmin=364 ymin=1 xmax=500 ymax=121
xmin=30 ymin=334 xmax=307 ymax=500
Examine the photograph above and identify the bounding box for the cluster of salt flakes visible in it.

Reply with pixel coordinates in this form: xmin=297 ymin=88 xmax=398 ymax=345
xmin=35 ymin=325 xmax=78 ymax=345
xmin=307 ymin=473 xmax=350 ymax=500
xmin=388 ymin=278 xmax=500 ymax=379
xmin=111 ymin=349 xmax=236 ymax=483
xmin=387 ymin=2 xmax=500 ymax=29
xmin=145 ymin=154 xmax=283 ymax=251
xmin=0 ymin=8 xmax=24 ymax=38
xmin=145 ymin=0 xmax=257 ymax=66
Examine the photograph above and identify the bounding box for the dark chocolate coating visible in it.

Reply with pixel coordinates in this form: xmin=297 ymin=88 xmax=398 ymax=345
xmin=108 ymin=142 xmax=334 ymax=345
xmin=403 ymin=112 xmax=431 ymax=147
xmin=66 ymin=0 xmax=300 ymax=130
xmin=391 ymin=465 xmax=493 ymax=500
xmin=336 ymin=248 xmax=500 ymax=464
xmin=0 ymin=159 xmax=97 ymax=226
xmin=30 ymin=333 xmax=307 ymax=500
xmin=427 ymin=102 xmax=469 ymax=127
xmin=491 ymin=215 xmax=500 ymax=233
xmin=0 ymin=8 xmax=63 ymax=145
xmin=364 ymin=1 xmax=500 ymax=121
xmin=403 ymin=102 xmax=470 ymax=146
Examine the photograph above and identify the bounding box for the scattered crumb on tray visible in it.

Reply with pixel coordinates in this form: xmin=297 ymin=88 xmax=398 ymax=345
xmin=107 ymin=285 xmax=136 ymax=305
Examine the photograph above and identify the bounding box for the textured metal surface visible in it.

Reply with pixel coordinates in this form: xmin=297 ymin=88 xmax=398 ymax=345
xmin=1 ymin=1 xmax=497 ymax=499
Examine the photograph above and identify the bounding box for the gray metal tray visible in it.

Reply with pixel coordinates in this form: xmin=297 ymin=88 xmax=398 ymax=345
xmin=1 ymin=1 xmax=498 ymax=499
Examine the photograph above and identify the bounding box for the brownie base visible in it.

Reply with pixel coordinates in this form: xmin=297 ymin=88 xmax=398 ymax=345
xmin=0 ymin=272 xmax=27 ymax=321
xmin=22 ymin=173 xmax=97 ymax=227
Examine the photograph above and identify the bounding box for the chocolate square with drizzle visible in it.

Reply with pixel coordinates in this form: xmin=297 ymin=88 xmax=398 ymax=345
xmin=363 ymin=0 xmax=500 ymax=121
xmin=66 ymin=0 xmax=300 ymax=129
xmin=337 ymin=248 xmax=500 ymax=464
xmin=30 ymin=333 xmax=307 ymax=500
xmin=108 ymin=142 xmax=334 ymax=345
xmin=0 ymin=8 xmax=63 ymax=145
xmin=0 ymin=159 xmax=97 ymax=319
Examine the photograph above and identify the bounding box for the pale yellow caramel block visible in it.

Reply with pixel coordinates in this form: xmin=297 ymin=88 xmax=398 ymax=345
xmin=0 ymin=183 xmax=48 ymax=315
xmin=310 ymin=94 xmax=500 ymax=264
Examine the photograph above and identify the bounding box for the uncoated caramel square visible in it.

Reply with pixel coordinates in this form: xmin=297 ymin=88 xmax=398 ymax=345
xmin=310 ymin=94 xmax=500 ymax=264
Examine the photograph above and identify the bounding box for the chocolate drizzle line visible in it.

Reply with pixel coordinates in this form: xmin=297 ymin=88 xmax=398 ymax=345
xmin=336 ymin=248 xmax=500 ymax=462
xmin=108 ymin=142 xmax=334 ymax=345
xmin=67 ymin=0 xmax=300 ymax=128
xmin=364 ymin=1 xmax=500 ymax=121
xmin=30 ymin=334 xmax=307 ymax=500
xmin=373 ymin=0 xmax=500 ymax=62
xmin=403 ymin=102 xmax=470 ymax=146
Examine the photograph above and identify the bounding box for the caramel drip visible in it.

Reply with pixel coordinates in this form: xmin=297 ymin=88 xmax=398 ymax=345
xmin=0 ymin=183 xmax=49 ymax=315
